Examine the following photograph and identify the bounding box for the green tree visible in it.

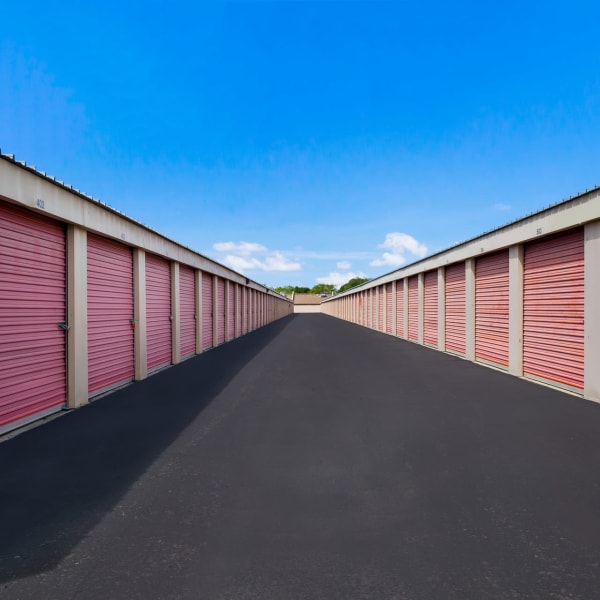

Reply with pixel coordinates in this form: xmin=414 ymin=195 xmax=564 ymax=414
xmin=273 ymin=285 xmax=311 ymax=294
xmin=337 ymin=277 xmax=370 ymax=293
xmin=274 ymin=285 xmax=295 ymax=295
xmin=310 ymin=283 xmax=337 ymax=295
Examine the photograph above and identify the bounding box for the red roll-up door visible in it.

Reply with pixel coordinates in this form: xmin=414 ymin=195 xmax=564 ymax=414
xmin=227 ymin=281 xmax=235 ymax=340
xmin=235 ymin=285 xmax=241 ymax=337
xmin=523 ymin=229 xmax=584 ymax=390
xmin=180 ymin=265 xmax=196 ymax=359
xmin=146 ymin=254 xmax=171 ymax=372
xmin=0 ymin=202 xmax=66 ymax=432
xmin=242 ymin=287 xmax=248 ymax=334
xmin=408 ymin=276 xmax=419 ymax=341
xmin=248 ymin=290 xmax=253 ymax=331
xmin=475 ymin=250 xmax=509 ymax=367
xmin=386 ymin=283 xmax=393 ymax=334
xmin=367 ymin=290 xmax=372 ymax=328
xmin=217 ymin=278 xmax=225 ymax=344
xmin=396 ymin=280 xmax=405 ymax=337
xmin=377 ymin=286 xmax=384 ymax=331
xmin=424 ymin=270 xmax=438 ymax=347
xmin=87 ymin=234 xmax=134 ymax=395
xmin=445 ymin=263 xmax=466 ymax=355
xmin=202 ymin=273 xmax=213 ymax=350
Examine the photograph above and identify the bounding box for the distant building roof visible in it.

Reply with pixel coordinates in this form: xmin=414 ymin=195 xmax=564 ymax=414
xmin=294 ymin=294 xmax=322 ymax=305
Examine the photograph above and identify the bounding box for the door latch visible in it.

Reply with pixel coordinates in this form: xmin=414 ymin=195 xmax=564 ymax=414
xmin=57 ymin=322 xmax=70 ymax=331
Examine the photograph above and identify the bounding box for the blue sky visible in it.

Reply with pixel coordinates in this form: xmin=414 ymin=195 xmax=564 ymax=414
xmin=2 ymin=1 xmax=599 ymax=288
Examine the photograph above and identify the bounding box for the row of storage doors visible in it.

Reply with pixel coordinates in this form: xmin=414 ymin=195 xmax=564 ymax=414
xmin=0 ymin=202 xmax=281 ymax=433
xmin=340 ymin=228 xmax=585 ymax=393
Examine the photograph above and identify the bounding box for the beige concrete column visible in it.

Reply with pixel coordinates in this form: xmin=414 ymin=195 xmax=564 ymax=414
xmin=171 ymin=262 xmax=180 ymax=364
xmin=465 ymin=258 xmax=476 ymax=361
xmin=195 ymin=270 xmax=202 ymax=354
xmin=509 ymin=245 xmax=524 ymax=376
xmin=212 ymin=275 xmax=218 ymax=345
xmin=403 ymin=278 xmax=409 ymax=339
xmin=133 ymin=248 xmax=147 ymax=381
xmin=67 ymin=225 xmax=88 ymax=408
xmin=437 ymin=267 xmax=446 ymax=351
xmin=418 ymin=273 xmax=424 ymax=344
xmin=584 ymin=221 xmax=600 ymax=402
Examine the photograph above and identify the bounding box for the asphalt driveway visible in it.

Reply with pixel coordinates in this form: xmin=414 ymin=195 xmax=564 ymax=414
xmin=2 ymin=314 xmax=600 ymax=599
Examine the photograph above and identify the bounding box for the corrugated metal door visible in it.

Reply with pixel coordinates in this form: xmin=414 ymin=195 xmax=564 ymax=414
xmin=475 ymin=250 xmax=509 ymax=367
xmin=235 ymin=284 xmax=241 ymax=337
xmin=386 ymin=283 xmax=393 ymax=334
xmin=423 ymin=271 xmax=438 ymax=347
xmin=523 ymin=229 xmax=584 ymax=390
xmin=445 ymin=263 xmax=466 ymax=355
xmin=227 ymin=281 xmax=235 ymax=340
xmin=87 ymin=234 xmax=134 ymax=395
xmin=358 ymin=293 xmax=363 ymax=325
xmin=146 ymin=254 xmax=172 ymax=372
xmin=378 ymin=286 xmax=384 ymax=331
xmin=0 ymin=202 xmax=66 ymax=431
xmin=217 ymin=278 xmax=225 ymax=344
xmin=242 ymin=287 xmax=248 ymax=334
xmin=396 ymin=280 xmax=404 ymax=337
xmin=179 ymin=265 xmax=196 ymax=359
xmin=202 ymin=273 xmax=213 ymax=350
xmin=408 ymin=276 xmax=418 ymax=341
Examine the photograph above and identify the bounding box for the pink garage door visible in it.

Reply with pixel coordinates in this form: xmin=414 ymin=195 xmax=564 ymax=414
xmin=523 ymin=228 xmax=584 ymax=390
xmin=227 ymin=281 xmax=235 ymax=340
xmin=202 ymin=273 xmax=213 ymax=350
xmin=0 ymin=203 xmax=66 ymax=432
xmin=180 ymin=265 xmax=196 ymax=359
xmin=235 ymin=284 xmax=241 ymax=337
xmin=424 ymin=270 xmax=438 ymax=347
xmin=396 ymin=280 xmax=405 ymax=337
xmin=408 ymin=276 xmax=419 ymax=341
xmin=378 ymin=286 xmax=385 ymax=331
xmin=367 ymin=290 xmax=372 ymax=328
xmin=146 ymin=254 xmax=172 ymax=372
xmin=87 ymin=234 xmax=134 ymax=395
xmin=386 ymin=283 xmax=393 ymax=334
xmin=445 ymin=263 xmax=466 ymax=355
xmin=244 ymin=289 xmax=249 ymax=327
xmin=217 ymin=278 xmax=226 ymax=344
xmin=475 ymin=250 xmax=509 ymax=367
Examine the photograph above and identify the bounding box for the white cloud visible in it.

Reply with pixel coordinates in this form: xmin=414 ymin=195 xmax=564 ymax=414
xmin=285 ymin=250 xmax=374 ymax=261
xmin=262 ymin=252 xmax=301 ymax=272
xmin=337 ymin=261 xmax=351 ymax=270
xmin=493 ymin=203 xmax=511 ymax=211
xmin=316 ymin=271 xmax=367 ymax=287
xmin=214 ymin=241 xmax=301 ymax=273
xmin=213 ymin=241 xmax=267 ymax=255
xmin=370 ymin=232 xmax=427 ymax=267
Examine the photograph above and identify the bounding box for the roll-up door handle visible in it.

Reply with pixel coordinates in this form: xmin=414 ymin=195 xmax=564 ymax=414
xmin=57 ymin=322 xmax=70 ymax=331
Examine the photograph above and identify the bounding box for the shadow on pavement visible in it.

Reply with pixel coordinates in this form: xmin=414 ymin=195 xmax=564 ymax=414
xmin=0 ymin=316 xmax=294 ymax=583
